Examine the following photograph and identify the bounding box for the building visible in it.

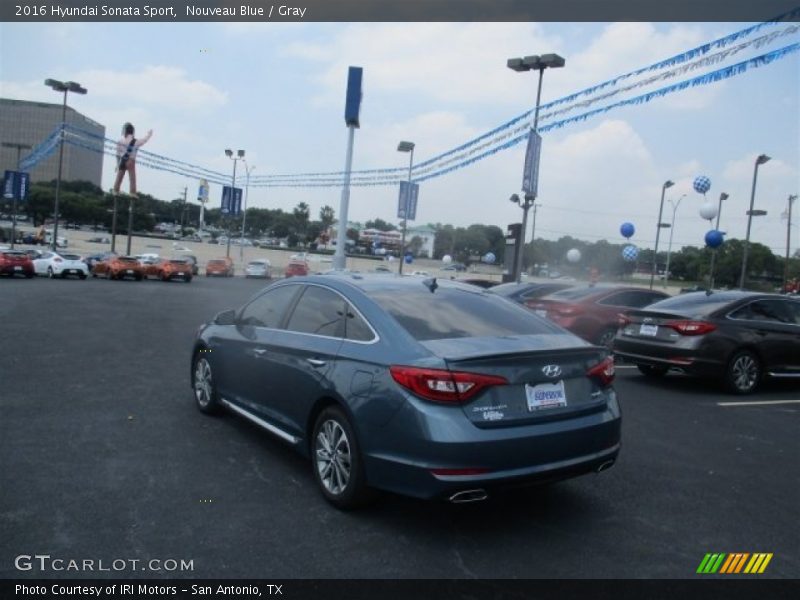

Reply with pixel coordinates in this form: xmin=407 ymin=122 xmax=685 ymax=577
xmin=0 ymin=98 xmax=105 ymax=188
xmin=406 ymin=225 xmax=436 ymax=258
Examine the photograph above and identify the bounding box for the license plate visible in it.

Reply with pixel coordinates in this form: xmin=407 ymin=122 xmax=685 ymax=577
xmin=14 ymin=266 xmax=22 ymax=271
xmin=639 ymin=324 xmax=658 ymax=337
xmin=525 ymin=381 xmax=567 ymax=411
xmin=535 ymin=309 xmax=547 ymax=318
xmin=178 ymin=272 xmax=184 ymax=276
xmin=126 ymin=270 xmax=133 ymax=274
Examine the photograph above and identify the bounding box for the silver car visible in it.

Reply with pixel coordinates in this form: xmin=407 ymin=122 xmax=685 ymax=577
xmin=245 ymin=259 xmax=272 ymax=279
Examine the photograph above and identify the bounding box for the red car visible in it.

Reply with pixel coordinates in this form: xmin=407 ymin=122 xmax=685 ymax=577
xmin=284 ymin=260 xmax=309 ymax=278
xmin=92 ymin=256 xmax=144 ymax=280
xmin=0 ymin=250 xmax=35 ymax=278
xmin=526 ymin=285 xmax=670 ymax=347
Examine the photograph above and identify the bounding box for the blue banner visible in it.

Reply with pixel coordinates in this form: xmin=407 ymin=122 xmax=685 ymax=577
xmin=221 ymin=186 xmax=243 ymax=216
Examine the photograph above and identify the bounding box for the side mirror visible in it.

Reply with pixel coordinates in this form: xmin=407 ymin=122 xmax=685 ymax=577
xmin=214 ymin=309 xmax=237 ymax=326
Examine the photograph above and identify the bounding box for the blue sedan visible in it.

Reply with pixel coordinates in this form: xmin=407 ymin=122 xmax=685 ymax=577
xmin=191 ymin=274 xmax=621 ymax=509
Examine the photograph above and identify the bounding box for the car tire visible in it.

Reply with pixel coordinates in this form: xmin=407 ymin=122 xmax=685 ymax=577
xmin=192 ymin=352 xmax=221 ymax=415
xmin=186 ymin=276 xmax=192 ymax=283
xmin=79 ymin=273 xmax=87 ymax=280
xmin=311 ymin=406 xmax=375 ymax=510
xmin=25 ymin=272 xmax=34 ymax=279
xmin=724 ymin=350 xmax=761 ymax=395
xmin=596 ymin=328 xmax=617 ymax=349
xmin=637 ymin=364 xmax=669 ymax=377
xmin=47 ymin=267 xmax=55 ymax=279
xmin=92 ymin=272 xmax=97 ymax=278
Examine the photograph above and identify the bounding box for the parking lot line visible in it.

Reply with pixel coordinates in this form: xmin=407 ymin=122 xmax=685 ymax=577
xmin=717 ymin=399 xmax=800 ymax=407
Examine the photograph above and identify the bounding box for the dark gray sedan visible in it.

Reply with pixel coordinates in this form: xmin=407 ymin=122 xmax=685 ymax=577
xmin=191 ymin=274 xmax=621 ymax=509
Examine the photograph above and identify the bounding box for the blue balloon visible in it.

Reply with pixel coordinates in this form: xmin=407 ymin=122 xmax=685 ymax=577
xmin=620 ymin=222 xmax=635 ymax=239
xmin=622 ymin=244 xmax=639 ymax=262
xmin=404 ymin=253 xmax=413 ymax=264
xmin=705 ymin=230 xmax=724 ymax=248
xmin=693 ymin=175 xmax=711 ymax=194
xmin=483 ymin=252 xmax=496 ymax=264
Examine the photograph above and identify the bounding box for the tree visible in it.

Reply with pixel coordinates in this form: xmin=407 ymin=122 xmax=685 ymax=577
xmin=293 ymin=202 xmax=310 ymax=239
xmin=319 ymin=205 xmax=335 ymax=231
xmin=408 ymin=235 xmax=424 ymax=256
xmin=365 ymin=218 xmax=396 ymax=232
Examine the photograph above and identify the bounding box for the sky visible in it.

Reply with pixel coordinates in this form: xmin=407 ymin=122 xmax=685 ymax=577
xmin=1 ymin=18 xmax=798 ymax=256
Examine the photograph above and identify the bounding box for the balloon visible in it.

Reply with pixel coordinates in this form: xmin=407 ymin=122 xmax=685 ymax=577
xmin=404 ymin=253 xmax=413 ymax=264
xmin=387 ymin=255 xmax=395 ymax=262
xmin=620 ymin=222 xmax=635 ymax=239
xmin=699 ymin=202 xmax=718 ymax=221
xmin=622 ymin=244 xmax=639 ymax=262
xmin=693 ymin=175 xmax=711 ymax=194
xmin=442 ymin=254 xmax=453 ymax=264
xmin=483 ymin=252 xmax=496 ymax=264
xmin=705 ymin=230 xmax=724 ymax=248
xmin=566 ymin=248 xmax=581 ymax=263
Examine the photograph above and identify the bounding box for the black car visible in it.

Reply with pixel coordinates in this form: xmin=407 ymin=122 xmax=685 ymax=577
xmin=490 ymin=281 xmax=574 ymax=304
xmin=614 ymin=291 xmax=800 ymax=394
xmin=84 ymin=251 xmax=117 ymax=271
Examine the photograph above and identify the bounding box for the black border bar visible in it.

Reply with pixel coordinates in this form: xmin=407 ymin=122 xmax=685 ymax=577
xmin=3 ymin=0 xmax=800 ymax=22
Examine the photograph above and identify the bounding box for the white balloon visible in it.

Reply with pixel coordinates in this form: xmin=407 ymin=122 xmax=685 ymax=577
xmin=699 ymin=202 xmax=718 ymax=221
xmin=442 ymin=254 xmax=453 ymax=264
xmin=567 ymin=248 xmax=581 ymax=263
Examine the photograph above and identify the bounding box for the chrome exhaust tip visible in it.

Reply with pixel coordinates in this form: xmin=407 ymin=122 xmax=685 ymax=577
xmin=449 ymin=489 xmax=488 ymax=503
xmin=596 ymin=459 xmax=615 ymax=473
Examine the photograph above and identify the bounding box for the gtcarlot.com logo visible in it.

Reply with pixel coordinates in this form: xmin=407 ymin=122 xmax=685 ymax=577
xmin=14 ymin=554 xmax=194 ymax=572
xmin=697 ymin=552 xmax=773 ymax=574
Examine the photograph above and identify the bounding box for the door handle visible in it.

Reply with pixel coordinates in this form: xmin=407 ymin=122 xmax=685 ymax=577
xmin=306 ymin=358 xmax=327 ymax=367
xmin=253 ymin=348 xmax=268 ymax=356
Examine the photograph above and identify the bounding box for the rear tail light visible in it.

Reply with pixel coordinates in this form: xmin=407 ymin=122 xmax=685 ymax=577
xmin=587 ymin=356 xmax=615 ymax=387
xmin=54 ymin=258 xmax=63 ymax=263
xmin=666 ymin=320 xmax=717 ymax=336
xmin=389 ymin=366 xmax=507 ymax=404
xmin=617 ymin=313 xmax=632 ymax=328
xmin=552 ymin=305 xmax=579 ymax=317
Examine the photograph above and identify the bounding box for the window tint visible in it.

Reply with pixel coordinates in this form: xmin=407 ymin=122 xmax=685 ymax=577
xmin=62 ymin=254 xmax=81 ymax=260
xmin=343 ymin=304 xmax=375 ymax=342
xmin=369 ymin=286 xmax=559 ymax=341
xmin=600 ymin=291 xmax=668 ymax=308
xmin=786 ymin=301 xmax=800 ymax=325
xmin=732 ymin=300 xmax=799 ymax=324
xmin=286 ymin=286 xmax=346 ymax=338
xmin=239 ymin=285 xmax=299 ymax=328
xmin=547 ymin=286 xmax=604 ymax=301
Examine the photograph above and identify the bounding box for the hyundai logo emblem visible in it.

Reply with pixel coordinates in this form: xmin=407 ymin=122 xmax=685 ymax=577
xmin=542 ymin=365 xmax=562 ymax=378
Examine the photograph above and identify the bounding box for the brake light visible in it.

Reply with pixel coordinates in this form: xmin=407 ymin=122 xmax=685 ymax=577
xmin=587 ymin=356 xmax=615 ymax=387
xmin=389 ymin=366 xmax=507 ymax=404
xmin=666 ymin=320 xmax=717 ymax=336
xmin=552 ymin=305 xmax=579 ymax=317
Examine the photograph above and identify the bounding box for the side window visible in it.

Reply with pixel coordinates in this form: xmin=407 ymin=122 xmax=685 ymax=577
xmin=286 ymin=286 xmax=346 ymax=338
xmin=752 ymin=300 xmax=795 ymax=324
xmin=239 ymin=285 xmax=299 ymax=328
xmin=786 ymin=301 xmax=800 ymax=325
xmin=344 ymin=304 xmax=375 ymax=342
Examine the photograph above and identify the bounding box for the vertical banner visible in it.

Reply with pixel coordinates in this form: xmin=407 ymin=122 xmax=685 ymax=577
xmin=522 ymin=129 xmax=542 ymax=196
xmin=397 ymin=182 xmax=419 ymax=220
xmin=197 ymin=178 xmax=209 ymax=203
xmin=3 ymin=170 xmax=15 ymax=199
xmin=222 ymin=186 xmax=243 ymax=216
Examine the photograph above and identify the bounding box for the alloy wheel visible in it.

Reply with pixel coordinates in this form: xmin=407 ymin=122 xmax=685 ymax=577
xmin=731 ymin=353 xmax=759 ymax=393
xmin=315 ymin=420 xmax=352 ymax=496
xmin=193 ymin=358 xmax=214 ymax=408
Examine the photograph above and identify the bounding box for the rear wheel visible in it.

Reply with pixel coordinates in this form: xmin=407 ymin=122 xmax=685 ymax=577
xmin=596 ymin=328 xmax=617 ymax=349
xmin=637 ymin=364 xmax=669 ymax=377
xmin=192 ymin=353 xmax=221 ymax=414
xmin=311 ymin=406 xmax=375 ymax=510
xmin=725 ymin=350 xmax=761 ymax=394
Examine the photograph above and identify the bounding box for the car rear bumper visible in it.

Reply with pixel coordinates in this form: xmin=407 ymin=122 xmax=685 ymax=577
xmin=0 ymin=265 xmax=33 ymax=276
xmin=361 ymin=395 xmax=621 ymax=500
xmin=614 ymin=339 xmax=724 ymax=377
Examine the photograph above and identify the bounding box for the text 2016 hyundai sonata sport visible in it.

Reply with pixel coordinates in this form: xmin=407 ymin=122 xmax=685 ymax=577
xmin=191 ymin=274 xmax=621 ymax=509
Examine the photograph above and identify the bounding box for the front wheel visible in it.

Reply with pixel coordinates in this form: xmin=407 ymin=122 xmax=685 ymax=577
xmin=637 ymin=364 xmax=669 ymax=377
xmin=311 ymin=406 xmax=375 ymax=510
xmin=47 ymin=267 xmax=55 ymax=279
xmin=192 ymin=353 xmax=221 ymax=414
xmin=725 ymin=350 xmax=761 ymax=394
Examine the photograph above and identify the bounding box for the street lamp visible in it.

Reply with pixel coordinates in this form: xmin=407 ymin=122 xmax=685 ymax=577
xmin=224 ymin=148 xmax=245 ymax=259
xmin=739 ymin=154 xmax=771 ymax=289
xmin=239 ymin=162 xmax=255 ymax=262
xmin=708 ymin=192 xmax=728 ymax=289
xmin=663 ymin=193 xmax=686 ymax=288
xmin=649 ymin=179 xmax=674 ymax=289
xmin=507 ymin=53 xmax=565 ymax=283
xmin=509 ymin=194 xmax=540 ymax=282
xmin=45 ymin=78 xmax=87 ymax=251
xmin=397 ymin=140 xmax=415 ymax=274
xmin=2 ymin=142 xmax=32 ymax=249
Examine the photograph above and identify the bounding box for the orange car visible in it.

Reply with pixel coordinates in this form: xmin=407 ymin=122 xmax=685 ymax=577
xmin=206 ymin=257 xmax=235 ymax=277
xmin=148 ymin=258 xmax=193 ymax=282
xmin=92 ymin=255 xmax=144 ymax=281
xmin=284 ymin=260 xmax=309 ymax=278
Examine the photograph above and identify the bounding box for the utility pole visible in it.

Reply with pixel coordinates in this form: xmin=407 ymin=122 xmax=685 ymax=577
xmin=784 ymin=194 xmax=797 ymax=292
xmin=181 ymin=186 xmax=188 ymax=237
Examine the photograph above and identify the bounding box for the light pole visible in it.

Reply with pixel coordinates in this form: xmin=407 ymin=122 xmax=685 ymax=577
xmin=740 ymin=154 xmax=771 ymax=289
xmin=45 ymin=78 xmax=87 ymax=251
xmin=239 ymin=162 xmax=255 ymax=262
xmin=397 ymin=141 xmax=415 ymax=274
xmin=649 ymin=179 xmax=674 ymax=289
xmin=507 ymin=53 xmax=565 ymax=283
xmin=708 ymin=192 xmax=728 ymax=289
xmin=509 ymin=194 xmax=540 ymax=282
xmin=663 ymin=193 xmax=686 ymax=288
xmin=784 ymin=195 xmax=797 ymax=292
xmin=225 ymin=148 xmax=245 ymax=259
xmin=2 ymin=142 xmax=32 ymax=249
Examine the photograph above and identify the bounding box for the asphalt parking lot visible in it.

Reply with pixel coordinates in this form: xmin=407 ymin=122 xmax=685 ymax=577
xmin=1 ymin=276 xmax=798 ymax=579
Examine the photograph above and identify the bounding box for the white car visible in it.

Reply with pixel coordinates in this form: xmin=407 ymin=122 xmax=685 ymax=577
xmin=44 ymin=231 xmax=68 ymax=248
xmin=245 ymin=259 xmax=272 ymax=279
xmin=32 ymin=251 xmax=89 ymax=279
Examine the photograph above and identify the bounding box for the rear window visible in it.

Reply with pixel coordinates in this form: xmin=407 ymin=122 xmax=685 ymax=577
xmin=368 ymin=286 xmax=558 ymax=341
xmin=3 ymin=252 xmax=26 ymax=258
xmin=545 ymin=286 xmax=604 ymax=301
xmin=489 ymin=283 xmax=524 ymax=297
xmin=646 ymin=292 xmax=749 ymax=316
xmin=208 ymin=260 xmax=226 ymax=266
xmin=170 ymin=260 xmax=188 ymax=265
xmin=119 ymin=257 xmax=138 ymax=264
xmin=62 ymin=254 xmax=81 ymax=260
